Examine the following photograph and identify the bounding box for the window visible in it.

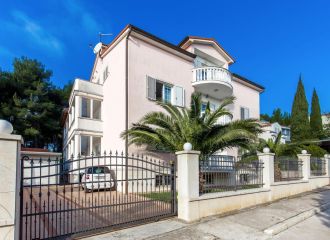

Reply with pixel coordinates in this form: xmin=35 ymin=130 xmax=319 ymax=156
xmin=81 ymin=98 xmax=91 ymax=118
xmin=164 ymin=85 xmax=172 ymax=103
xmin=92 ymin=136 xmax=101 ymax=156
xmin=80 ymin=135 xmax=90 ymax=156
xmin=201 ymin=102 xmax=207 ymax=114
xmin=156 ymin=81 xmax=163 ymax=101
xmin=93 ymin=100 xmax=101 ymax=120
xmin=147 ymin=76 xmax=180 ymax=105
xmin=103 ymin=66 xmax=109 ymax=82
xmin=240 ymin=107 xmax=250 ymax=120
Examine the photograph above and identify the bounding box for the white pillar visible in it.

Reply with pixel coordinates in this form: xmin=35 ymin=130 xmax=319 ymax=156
xmin=298 ymin=152 xmax=311 ymax=180
xmin=324 ymin=154 xmax=330 ymax=176
xmin=176 ymin=150 xmax=200 ymax=222
xmin=0 ymin=133 xmax=23 ymax=240
xmin=258 ymin=151 xmax=275 ymax=188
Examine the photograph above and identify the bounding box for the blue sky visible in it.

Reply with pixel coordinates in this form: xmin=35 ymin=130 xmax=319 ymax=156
xmin=0 ymin=0 xmax=329 ymax=114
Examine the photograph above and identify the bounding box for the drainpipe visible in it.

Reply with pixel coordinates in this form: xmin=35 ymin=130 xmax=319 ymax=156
xmin=125 ymin=29 xmax=131 ymax=194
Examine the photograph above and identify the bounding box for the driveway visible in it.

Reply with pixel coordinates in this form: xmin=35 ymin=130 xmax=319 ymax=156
xmin=21 ymin=185 xmax=174 ymax=239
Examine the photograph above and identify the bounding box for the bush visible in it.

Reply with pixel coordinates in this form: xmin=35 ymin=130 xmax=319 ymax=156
xmin=304 ymin=144 xmax=328 ymax=157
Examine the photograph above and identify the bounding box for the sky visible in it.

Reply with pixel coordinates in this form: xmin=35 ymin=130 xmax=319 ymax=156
xmin=0 ymin=0 xmax=329 ymax=114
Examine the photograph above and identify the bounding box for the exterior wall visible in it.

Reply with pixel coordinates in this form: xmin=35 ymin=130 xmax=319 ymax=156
xmin=102 ymin=38 xmax=127 ymax=152
xmin=21 ymin=151 xmax=62 ymax=186
xmin=231 ymin=80 xmax=260 ymax=120
xmin=127 ymin=35 xmax=194 ymax=153
xmin=185 ymin=44 xmax=229 ymax=69
xmin=0 ymin=134 xmax=22 ymax=240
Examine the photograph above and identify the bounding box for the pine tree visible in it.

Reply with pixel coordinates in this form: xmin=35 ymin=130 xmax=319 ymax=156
xmin=291 ymin=76 xmax=310 ymax=141
xmin=310 ymin=89 xmax=323 ymax=139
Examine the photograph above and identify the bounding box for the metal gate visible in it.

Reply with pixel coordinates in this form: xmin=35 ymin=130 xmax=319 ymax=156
xmin=19 ymin=152 xmax=177 ymax=239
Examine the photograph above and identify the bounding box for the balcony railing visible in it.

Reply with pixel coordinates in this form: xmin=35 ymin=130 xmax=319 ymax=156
xmin=193 ymin=67 xmax=232 ymax=84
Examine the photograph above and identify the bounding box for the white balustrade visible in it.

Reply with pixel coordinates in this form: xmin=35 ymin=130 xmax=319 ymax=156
xmin=193 ymin=67 xmax=232 ymax=84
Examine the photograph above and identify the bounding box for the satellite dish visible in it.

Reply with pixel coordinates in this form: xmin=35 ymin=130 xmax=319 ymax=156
xmin=93 ymin=42 xmax=103 ymax=54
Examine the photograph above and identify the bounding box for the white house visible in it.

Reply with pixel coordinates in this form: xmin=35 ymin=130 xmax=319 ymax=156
xmin=62 ymin=24 xmax=265 ymax=164
xmin=259 ymin=121 xmax=291 ymax=144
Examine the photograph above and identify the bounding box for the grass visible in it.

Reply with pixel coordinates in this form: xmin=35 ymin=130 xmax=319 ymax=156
xmin=140 ymin=191 xmax=177 ymax=203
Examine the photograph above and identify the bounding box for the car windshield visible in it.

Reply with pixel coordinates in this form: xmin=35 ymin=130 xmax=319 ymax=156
xmin=87 ymin=167 xmax=111 ymax=174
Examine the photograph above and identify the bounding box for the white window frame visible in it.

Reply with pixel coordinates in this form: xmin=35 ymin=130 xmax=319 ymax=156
xmin=80 ymin=97 xmax=102 ymax=120
xmin=240 ymin=107 xmax=250 ymax=120
xmin=80 ymin=135 xmax=102 ymax=156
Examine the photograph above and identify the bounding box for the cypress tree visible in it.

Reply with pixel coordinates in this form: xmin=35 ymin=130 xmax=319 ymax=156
xmin=310 ymin=89 xmax=323 ymax=139
xmin=291 ymin=76 xmax=310 ymax=141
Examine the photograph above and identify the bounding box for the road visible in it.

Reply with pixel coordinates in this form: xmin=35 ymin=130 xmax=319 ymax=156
xmin=274 ymin=208 xmax=330 ymax=240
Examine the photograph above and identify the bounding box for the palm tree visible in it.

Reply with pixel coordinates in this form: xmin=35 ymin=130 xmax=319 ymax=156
xmin=121 ymin=93 xmax=261 ymax=156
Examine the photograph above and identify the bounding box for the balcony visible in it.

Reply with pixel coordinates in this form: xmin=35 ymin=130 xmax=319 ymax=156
xmin=192 ymin=67 xmax=233 ymax=99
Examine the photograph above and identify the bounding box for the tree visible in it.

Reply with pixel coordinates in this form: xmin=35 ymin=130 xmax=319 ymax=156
xmin=0 ymin=57 xmax=71 ymax=150
xmin=121 ymin=94 xmax=261 ymax=156
xmin=291 ymin=77 xmax=310 ymax=141
xmin=310 ymin=89 xmax=323 ymax=139
xmin=260 ymin=108 xmax=291 ymax=126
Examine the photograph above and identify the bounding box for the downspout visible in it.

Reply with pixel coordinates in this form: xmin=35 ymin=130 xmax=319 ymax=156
xmin=125 ymin=29 xmax=132 ymax=194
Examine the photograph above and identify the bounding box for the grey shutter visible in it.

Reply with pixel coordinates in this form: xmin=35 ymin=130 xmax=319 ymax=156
xmin=174 ymin=86 xmax=184 ymax=107
xmin=147 ymin=76 xmax=156 ymax=100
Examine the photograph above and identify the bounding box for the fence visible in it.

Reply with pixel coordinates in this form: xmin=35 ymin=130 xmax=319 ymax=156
xmin=199 ymin=155 xmax=263 ymax=194
xmin=274 ymin=156 xmax=303 ymax=182
xmin=19 ymin=152 xmax=177 ymax=240
xmin=310 ymin=157 xmax=326 ymax=176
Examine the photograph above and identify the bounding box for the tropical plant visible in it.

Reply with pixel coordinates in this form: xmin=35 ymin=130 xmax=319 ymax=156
xmin=121 ymin=93 xmax=261 ymax=156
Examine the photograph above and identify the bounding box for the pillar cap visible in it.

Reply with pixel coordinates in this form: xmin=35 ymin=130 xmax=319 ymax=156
xmin=175 ymin=150 xmax=201 ymax=155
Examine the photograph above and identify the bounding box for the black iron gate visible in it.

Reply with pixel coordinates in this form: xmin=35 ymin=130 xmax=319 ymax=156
xmin=19 ymin=152 xmax=177 ymax=239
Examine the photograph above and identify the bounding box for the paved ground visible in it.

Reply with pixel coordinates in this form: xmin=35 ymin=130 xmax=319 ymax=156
xmin=82 ymin=186 xmax=330 ymax=240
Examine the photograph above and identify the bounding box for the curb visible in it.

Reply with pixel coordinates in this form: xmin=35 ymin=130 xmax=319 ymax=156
xmin=263 ymin=202 xmax=330 ymax=235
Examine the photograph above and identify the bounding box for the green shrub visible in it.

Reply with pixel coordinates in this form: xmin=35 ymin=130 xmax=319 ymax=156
xmin=304 ymin=144 xmax=328 ymax=157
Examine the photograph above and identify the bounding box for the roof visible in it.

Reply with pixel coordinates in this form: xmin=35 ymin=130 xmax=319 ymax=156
xmin=101 ymin=24 xmax=196 ymax=59
xmin=21 ymin=147 xmax=50 ymax=152
xmin=178 ymin=36 xmax=235 ymax=64
xmin=232 ymin=73 xmax=265 ymax=92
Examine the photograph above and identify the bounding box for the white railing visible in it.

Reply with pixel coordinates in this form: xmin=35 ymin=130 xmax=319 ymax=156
xmin=216 ymin=115 xmax=232 ymax=125
xmin=193 ymin=67 xmax=232 ymax=84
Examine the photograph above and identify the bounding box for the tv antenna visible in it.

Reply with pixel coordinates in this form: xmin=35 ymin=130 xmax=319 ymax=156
xmin=98 ymin=32 xmax=113 ymax=42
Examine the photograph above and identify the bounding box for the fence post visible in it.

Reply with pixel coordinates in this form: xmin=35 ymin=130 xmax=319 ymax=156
xmin=176 ymin=146 xmax=200 ymax=222
xmin=0 ymin=122 xmax=23 ymax=240
xmin=297 ymin=150 xmax=311 ymax=181
xmin=257 ymin=148 xmax=275 ymax=188
xmin=324 ymin=154 xmax=330 ymax=176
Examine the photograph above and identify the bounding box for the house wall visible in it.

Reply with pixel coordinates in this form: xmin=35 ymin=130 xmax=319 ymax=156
xmin=101 ymin=39 xmax=127 ymax=152
xmin=127 ymin=35 xmax=195 ymax=153
xmin=185 ymin=44 xmax=229 ymax=69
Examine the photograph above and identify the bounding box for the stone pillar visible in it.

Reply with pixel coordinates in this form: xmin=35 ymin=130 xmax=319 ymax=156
xmin=298 ymin=151 xmax=311 ymax=180
xmin=258 ymin=149 xmax=275 ymax=188
xmin=0 ymin=133 xmax=23 ymax=240
xmin=176 ymin=150 xmax=200 ymax=222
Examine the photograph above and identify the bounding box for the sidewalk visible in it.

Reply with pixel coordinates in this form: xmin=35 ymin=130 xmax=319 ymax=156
xmin=81 ymin=186 xmax=330 ymax=240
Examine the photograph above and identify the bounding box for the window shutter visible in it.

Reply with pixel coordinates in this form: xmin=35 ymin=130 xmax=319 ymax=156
xmin=147 ymin=76 xmax=156 ymax=100
xmin=174 ymin=86 xmax=184 ymax=107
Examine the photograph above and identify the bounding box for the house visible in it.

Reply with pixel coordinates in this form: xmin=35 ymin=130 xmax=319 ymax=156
xmin=62 ymin=24 xmax=265 ymax=168
xmin=322 ymin=114 xmax=330 ymax=126
xmin=259 ymin=121 xmax=291 ymax=143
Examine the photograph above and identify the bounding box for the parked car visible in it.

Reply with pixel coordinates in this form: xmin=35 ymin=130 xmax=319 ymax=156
xmin=81 ymin=166 xmax=116 ymax=193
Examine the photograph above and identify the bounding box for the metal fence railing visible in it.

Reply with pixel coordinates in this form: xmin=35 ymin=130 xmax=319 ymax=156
xmin=274 ymin=157 xmax=303 ymax=182
xmin=199 ymin=155 xmax=263 ymax=194
xmin=310 ymin=157 xmax=326 ymax=176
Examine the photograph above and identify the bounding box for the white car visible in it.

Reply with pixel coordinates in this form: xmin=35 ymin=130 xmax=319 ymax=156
xmin=81 ymin=166 xmax=115 ymax=193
